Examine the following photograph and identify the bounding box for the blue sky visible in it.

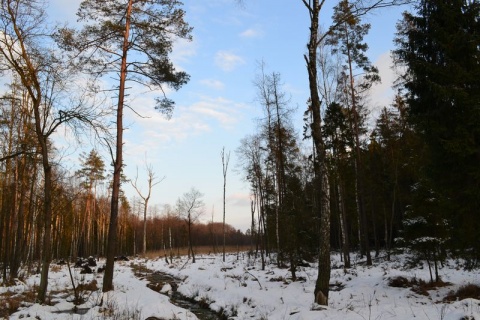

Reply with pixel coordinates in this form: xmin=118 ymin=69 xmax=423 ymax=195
xmin=47 ymin=0 xmax=410 ymax=231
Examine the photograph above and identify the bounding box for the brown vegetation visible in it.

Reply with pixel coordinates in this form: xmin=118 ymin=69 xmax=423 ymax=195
xmin=0 ymin=288 xmax=37 ymax=318
xmin=143 ymin=245 xmax=251 ymax=260
xmin=388 ymin=276 xmax=450 ymax=296
xmin=444 ymin=284 xmax=480 ymax=302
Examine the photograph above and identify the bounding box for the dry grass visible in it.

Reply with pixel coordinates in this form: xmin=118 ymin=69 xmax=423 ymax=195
xmin=50 ymin=264 xmax=63 ymax=273
xmin=77 ymin=278 xmax=98 ymax=292
xmin=388 ymin=276 xmax=450 ymax=296
xmin=142 ymin=245 xmax=251 ymax=259
xmin=444 ymin=283 xmax=480 ymax=302
xmin=0 ymin=288 xmax=37 ymax=318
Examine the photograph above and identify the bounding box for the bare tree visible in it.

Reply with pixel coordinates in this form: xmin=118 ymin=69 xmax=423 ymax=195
xmin=221 ymin=147 xmax=230 ymax=262
xmin=176 ymin=187 xmax=205 ymax=263
xmin=236 ymin=134 xmax=268 ymax=270
xmin=0 ymin=0 xmax=108 ymax=302
xmin=130 ymin=158 xmax=165 ymax=255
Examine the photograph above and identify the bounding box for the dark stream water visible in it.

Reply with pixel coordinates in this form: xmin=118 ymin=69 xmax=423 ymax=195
xmin=144 ymin=271 xmax=223 ymax=320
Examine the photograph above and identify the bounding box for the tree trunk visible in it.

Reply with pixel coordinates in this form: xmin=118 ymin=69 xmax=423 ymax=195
xmin=303 ymin=0 xmax=331 ymax=306
xmin=143 ymin=198 xmax=148 ymax=255
xmin=103 ymin=0 xmax=132 ymax=293
xmin=188 ymin=214 xmax=195 ymax=263
xmin=221 ymin=148 xmax=229 ymax=262
xmin=37 ymin=134 xmax=54 ymax=303
xmin=344 ymin=18 xmax=372 ymax=266
xmin=338 ymin=180 xmax=350 ymax=268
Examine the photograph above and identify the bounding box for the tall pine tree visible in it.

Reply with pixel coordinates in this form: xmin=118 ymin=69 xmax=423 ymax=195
xmin=57 ymin=0 xmax=192 ymax=292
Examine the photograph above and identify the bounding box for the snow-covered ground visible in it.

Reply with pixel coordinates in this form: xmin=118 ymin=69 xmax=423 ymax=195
xmin=3 ymin=252 xmax=480 ymax=319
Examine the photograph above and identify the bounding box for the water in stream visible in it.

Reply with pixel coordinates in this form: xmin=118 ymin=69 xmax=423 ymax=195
xmin=145 ymin=271 xmax=223 ymax=320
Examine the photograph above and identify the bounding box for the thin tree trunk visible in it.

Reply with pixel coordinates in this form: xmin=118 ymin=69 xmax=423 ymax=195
xmin=143 ymin=198 xmax=148 ymax=255
xmin=221 ymin=148 xmax=230 ymax=262
xmin=338 ymin=180 xmax=350 ymax=268
xmin=344 ymin=20 xmax=372 ymax=266
xmin=188 ymin=215 xmax=195 ymax=263
xmin=37 ymin=136 xmax=54 ymax=303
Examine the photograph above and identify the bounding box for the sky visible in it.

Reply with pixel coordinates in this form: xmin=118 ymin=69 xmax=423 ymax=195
xmin=45 ymin=0 xmax=411 ymax=232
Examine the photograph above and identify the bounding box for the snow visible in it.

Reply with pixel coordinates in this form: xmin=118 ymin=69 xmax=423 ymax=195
xmin=3 ymin=252 xmax=480 ymax=320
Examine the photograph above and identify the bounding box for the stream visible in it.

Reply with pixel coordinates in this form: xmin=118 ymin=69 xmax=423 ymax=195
xmin=142 ymin=270 xmax=223 ymax=320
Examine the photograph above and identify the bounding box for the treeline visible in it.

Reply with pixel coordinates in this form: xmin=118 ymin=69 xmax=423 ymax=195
xmin=138 ymin=216 xmax=248 ymax=253
xmin=236 ymin=0 xmax=480 ymax=282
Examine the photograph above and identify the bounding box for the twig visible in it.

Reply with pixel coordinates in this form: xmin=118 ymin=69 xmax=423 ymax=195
xmin=66 ymin=260 xmax=79 ymax=304
xmin=244 ymin=269 xmax=263 ymax=290
xmin=179 ymin=258 xmax=190 ymax=271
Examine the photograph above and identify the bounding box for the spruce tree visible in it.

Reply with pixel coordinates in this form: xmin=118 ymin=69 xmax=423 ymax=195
xmin=394 ymin=0 xmax=480 ymax=262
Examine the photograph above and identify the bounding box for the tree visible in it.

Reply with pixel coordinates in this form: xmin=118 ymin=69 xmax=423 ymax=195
xmin=299 ymin=0 xmax=411 ymax=304
xmin=77 ymin=150 xmax=106 ymax=192
xmin=323 ymin=102 xmax=354 ymax=268
xmin=221 ymin=147 xmax=230 ymax=262
xmin=0 ymin=0 xmax=106 ymax=302
xmin=253 ymin=64 xmax=294 ymax=265
xmin=327 ymin=0 xmax=380 ymax=265
xmin=396 ymin=179 xmax=449 ymax=283
xmin=394 ymin=0 xmax=480 ymax=261
xmin=0 ymin=79 xmax=36 ymax=282
xmin=236 ymin=134 xmax=269 ymax=270
xmin=76 ymin=149 xmax=106 ymax=256
xmin=300 ymin=0 xmax=332 ymax=305
xmin=130 ymin=159 xmax=165 ymax=255
xmin=368 ymin=96 xmax=420 ymax=260
xmin=59 ymin=0 xmax=192 ymax=292
xmin=252 ymin=65 xmax=310 ymax=276
xmin=176 ymin=187 xmax=205 ymax=263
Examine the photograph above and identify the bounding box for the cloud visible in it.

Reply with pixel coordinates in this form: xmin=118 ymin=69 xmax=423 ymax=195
xmin=126 ymin=93 xmax=246 ymax=154
xmin=172 ymin=37 xmax=197 ymax=65
xmin=214 ymin=51 xmax=246 ymax=71
xmin=227 ymin=192 xmax=251 ymax=207
xmin=200 ymin=79 xmax=225 ymax=90
xmin=370 ymin=51 xmax=396 ymax=111
xmin=239 ymin=26 xmax=264 ymax=39
xmin=190 ymin=96 xmax=245 ymax=128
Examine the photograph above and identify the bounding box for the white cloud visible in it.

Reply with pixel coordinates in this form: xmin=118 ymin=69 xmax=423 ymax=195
xmin=239 ymin=26 xmax=264 ymax=39
xmin=370 ymin=51 xmax=396 ymax=112
xmin=200 ymin=79 xmax=225 ymax=90
xmin=214 ymin=51 xmax=246 ymax=72
xmin=126 ymin=94 xmax=246 ymax=153
xmin=172 ymin=37 xmax=197 ymax=65
xmin=227 ymin=192 xmax=251 ymax=207
xmin=190 ymin=96 xmax=245 ymax=128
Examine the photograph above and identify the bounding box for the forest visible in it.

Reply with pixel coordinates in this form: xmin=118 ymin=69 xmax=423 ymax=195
xmin=1 ymin=0 xmax=479 ymax=311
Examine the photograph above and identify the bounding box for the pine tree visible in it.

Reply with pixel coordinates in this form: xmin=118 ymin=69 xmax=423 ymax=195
xmin=57 ymin=0 xmax=192 ymax=292
xmin=327 ymin=0 xmax=380 ymax=265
